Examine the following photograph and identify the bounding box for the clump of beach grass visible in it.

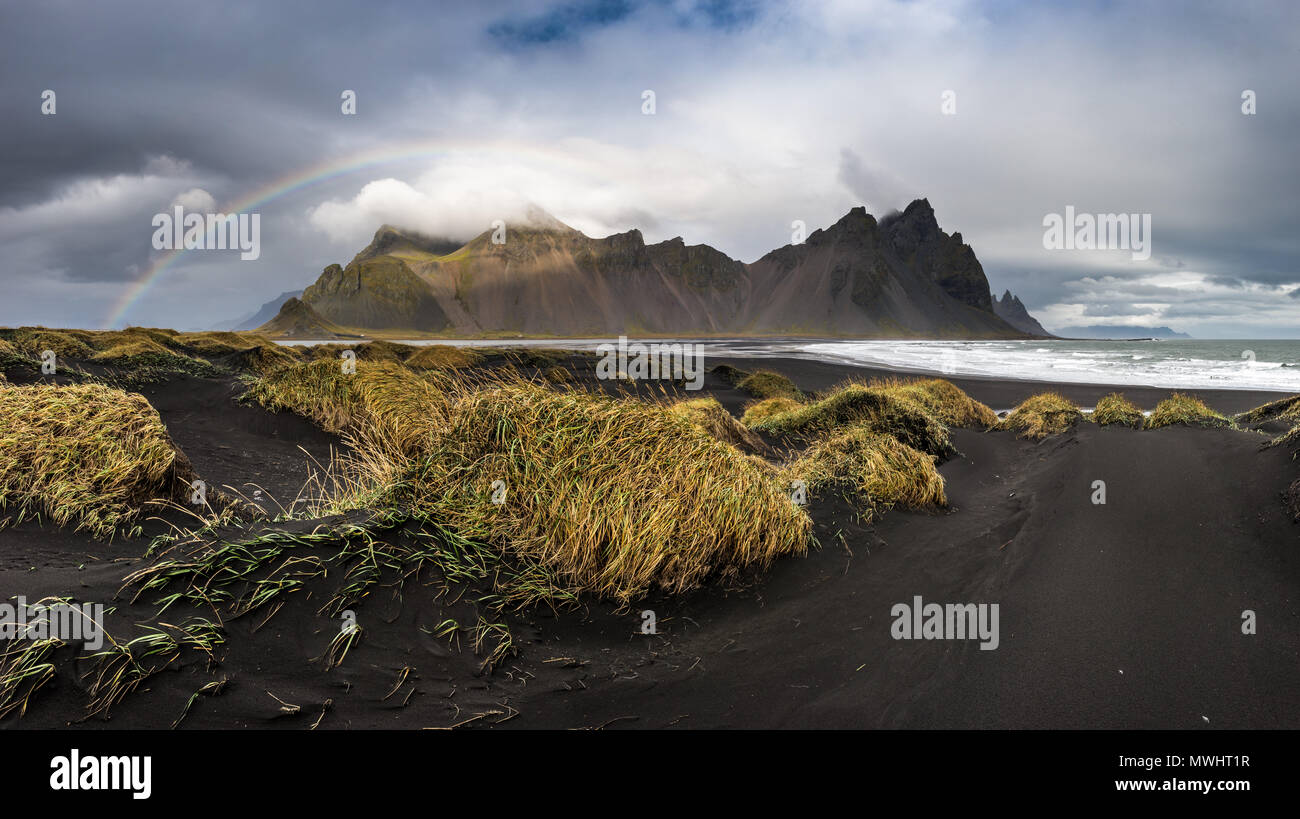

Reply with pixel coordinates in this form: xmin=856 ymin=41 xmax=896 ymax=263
xmin=740 ymin=396 xmax=803 ymax=427
xmin=89 ymin=339 xmax=225 ymax=383
xmin=243 ymin=359 xmax=450 ymax=453
xmin=247 ymin=363 xmax=815 ymax=603
xmin=0 ymin=634 xmax=63 ymax=720
xmin=787 ymin=426 xmax=946 ymax=513
xmin=1147 ymin=393 xmax=1230 ymax=429
xmin=258 ymin=363 xmax=814 ymax=604
xmin=226 ymin=341 xmax=300 ymax=374
xmin=864 ymin=378 xmax=998 ymax=428
xmin=746 ymin=383 xmax=955 ymax=458
xmin=1264 ymin=425 xmax=1300 ymax=454
xmin=541 ymin=364 xmax=573 ymax=384
xmin=999 ymin=392 xmax=1083 ymax=439
xmin=90 ymin=338 xmax=178 ymax=362
xmin=361 ymin=340 xmax=419 ymax=362
xmin=406 ymin=345 xmax=483 ymax=370
xmin=737 ymin=369 xmax=802 ymax=400
xmin=172 ymin=331 xmax=256 ymax=357
xmin=0 ymin=383 xmax=196 ymax=537
xmin=11 ymin=328 xmax=95 ymax=359
xmin=1092 ymin=392 xmax=1145 ymax=428
xmin=395 ymin=379 xmax=811 ymax=603
xmin=1235 ymin=395 xmax=1300 ymax=426
xmin=708 ymin=363 xmax=749 ymax=386
xmin=669 ymin=396 xmax=769 ymax=454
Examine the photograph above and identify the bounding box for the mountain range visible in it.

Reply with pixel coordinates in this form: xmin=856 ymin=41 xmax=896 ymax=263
xmin=1055 ymin=325 xmax=1192 ymax=339
xmin=993 ymin=290 xmax=1051 ymax=336
xmin=251 ymin=199 xmax=1050 ymax=339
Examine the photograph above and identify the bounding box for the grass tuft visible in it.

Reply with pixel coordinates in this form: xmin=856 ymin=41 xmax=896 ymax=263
xmin=1235 ymin=395 xmax=1300 ymax=426
xmin=403 ymin=378 xmax=811 ymax=603
xmin=747 ymin=383 xmax=956 ymax=458
xmin=11 ymin=328 xmax=95 ymax=359
xmin=243 ymin=359 xmax=450 ymax=454
xmin=252 ymin=364 xmax=813 ymax=604
xmin=226 ymin=342 xmax=301 ymax=375
xmin=0 ymin=383 xmax=196 ymax=537
xmin=1146 ymin=393 xmax=1230 ymax=429
xmin=863 ymin=378 xmax=998 ymax=428
xmin=998 ymin=392 xmax=1083 ymax=439
xmin=405 ymin=345 xmax=483 ymax=370
xmin=1093 ymin=392 xmax=1145 ymax=428
xmin=736 ymin=369 xmax=802 ymax=400
xmin=740 ymin=396 xmax=803 ymax=427
xmin=668 ymin=396 xmax=769 ymax=454
xmin=787 ymin=426 xmax=946 ymax=513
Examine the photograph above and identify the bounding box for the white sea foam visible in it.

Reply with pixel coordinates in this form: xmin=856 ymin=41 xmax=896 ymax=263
xmin=278 ymin=337 xmax=1300 ymax=392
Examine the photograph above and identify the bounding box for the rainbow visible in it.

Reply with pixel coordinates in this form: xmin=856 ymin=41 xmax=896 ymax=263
xmin=105 ymin=139 xmax=587 ymax=328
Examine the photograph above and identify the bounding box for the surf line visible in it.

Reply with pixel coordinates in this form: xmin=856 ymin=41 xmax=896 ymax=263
xmin=596 ymin=336 xmax=705 ymax=390
xmin=891 ymin=595 xmax=999 ymax=650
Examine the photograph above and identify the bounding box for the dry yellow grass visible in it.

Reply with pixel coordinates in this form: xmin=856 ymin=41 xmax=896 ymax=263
xmin=787 ymin=426 xmax=947 ymax=512
xmin=249 ymin=364 xmax=811 ymax=603
xmin=173 ymin=331 xmax=264 ymax=357
xmin=863 ymin=378 xmax=998 ymax=428
xmin=1147 ymin=393 xmax=1229 ymax=429
xmin=405 ymin=345 xmax=483 ymax=370
xmin=746 ymin=383 xmax=955 ymax=458
xmin=404 ymin=380 xmax=811 ymax=603
xmin=740 ymin=396 xmax=803 ymax=426
xmin=736 ymin=370 xmax=802 ymax=400
xmin=244 ymin=359 xmax=450 ymax=453
xmin=0 ymin=383 xmax=194 ymax=537
xmin=669 ymin=396 xmax=769 ymax=454
xmin=11 ymin=328 xmax=95 ymax=359
xmin=998 ymin=393 xmax=1082 ymax=439
xmin=361 ymin=340 xmax=419 ymax=362
xmin=227 ymin=342 xmax=301 ymax=374
xmin=1093 ymin=393 xmax=1144 ymax=428
xmin=89 ymin=338 xmax=175 ymax=361
xmin=1236 ymin=395 xmax=1300 ymax=426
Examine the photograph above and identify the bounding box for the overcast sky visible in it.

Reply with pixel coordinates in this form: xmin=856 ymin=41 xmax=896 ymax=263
xmin=3 ymin=0 xmax=1298 ymax=336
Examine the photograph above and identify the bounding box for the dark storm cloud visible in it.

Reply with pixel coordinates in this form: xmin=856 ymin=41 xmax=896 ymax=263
xmin=1 ymin=0 xmax=1297 ymax=335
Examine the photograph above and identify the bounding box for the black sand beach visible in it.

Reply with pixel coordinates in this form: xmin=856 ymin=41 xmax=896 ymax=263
xmin=2 ymin=354 xmax=1297 ymax=730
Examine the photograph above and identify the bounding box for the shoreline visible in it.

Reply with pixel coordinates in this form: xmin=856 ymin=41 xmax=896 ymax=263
xmin=710 ymin=354 xmax=1295 ymax=415
xmin=266 ymin=336 xmax=1300 ymax=398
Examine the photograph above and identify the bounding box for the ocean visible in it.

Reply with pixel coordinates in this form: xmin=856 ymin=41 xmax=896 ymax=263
xmin=278 ymin=337 xmax=1300 ymax=393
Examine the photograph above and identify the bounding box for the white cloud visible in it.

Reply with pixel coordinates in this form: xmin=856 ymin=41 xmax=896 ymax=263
xmin=170 ymin=187 xmax=216 ymax=213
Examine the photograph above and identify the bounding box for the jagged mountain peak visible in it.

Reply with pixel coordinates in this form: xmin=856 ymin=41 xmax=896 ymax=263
xmin=259 ymin=197 xmax=1031 ymax=339
xmin=992 ymin=289 xmax=1052 ymax=336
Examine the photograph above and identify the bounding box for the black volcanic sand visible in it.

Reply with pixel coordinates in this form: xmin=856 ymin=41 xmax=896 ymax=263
xmin=2 ymin=355 xmax=1298 ymax=729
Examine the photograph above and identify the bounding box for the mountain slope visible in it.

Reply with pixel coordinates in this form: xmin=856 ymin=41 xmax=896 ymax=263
xmin=274 ymin=200 xmax=1026 ymax=338
xmin=258 ymin=297 xmax=356 ymax=338
xmin=993 ymin=290 xmax=1052 ymax=336
xmin=216 ymin=289 xmax=303 ymax=331
xmin=741 ymin=201 xmax=1013 ymax=337
xmin=301 ymin=258 xmax=452 ymax=331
